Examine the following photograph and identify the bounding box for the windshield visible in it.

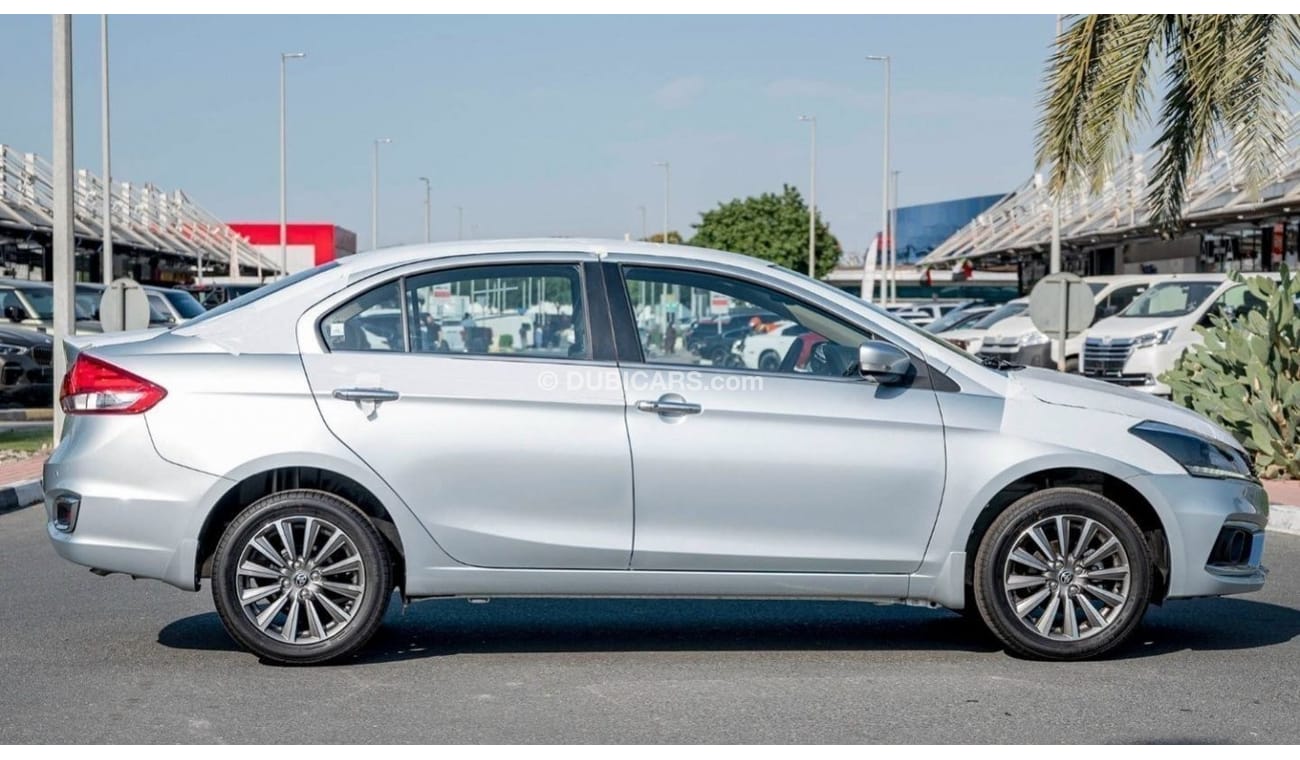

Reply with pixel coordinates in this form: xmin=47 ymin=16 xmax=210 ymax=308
xmin=1088 ymin=282 xmax=1107 ymax=295
xmin=928 ymin=306 xmax=987 ymax=333
xmin=15 ymin=287 xmax=54 ymax=320
xmin=972 ymin=300 xmax=1027 ymax=329
xmin=161 ymin=289 xmax=206 ymax=318
xmin=179 ymin=264 xmax=338 ymax=328
xmin=1120 ymin=281 xmax=1219 ymax=318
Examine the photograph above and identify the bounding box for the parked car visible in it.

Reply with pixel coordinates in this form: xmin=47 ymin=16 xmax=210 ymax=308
xmin=977 ymin=275 xmax=1158 ymax=370
xmin=1082 ymin=273 xmax=1285 ymax=395
xmin=0 ymin=324 xmax=53 ymax=408
xmin=179 ymin=282 xmax=263 ymax=310
xmin=75 ymin=283 xmax=177 ymax=329
xmin=938 ymin=298 xmax=1029 ymax=354
xmin=146 ymin=286 xmax=206 ymax=324
xmin=691 ymin=322 xmax=754 ymax=365
xmin=925 ymin=304 xmax=997 ymax=334
xmin=1 ymin=279 xmax=102 ymax=333
xmin=734 ymin=320 xmax=811 ymax=370
xmin=47 ymin=239 xmax=1267 ymax=664
xmin=884 ymin=301 xmax=971 ymax=329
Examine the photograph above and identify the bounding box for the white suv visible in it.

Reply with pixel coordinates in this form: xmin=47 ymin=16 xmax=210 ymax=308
xmin=1082 ymin=273 xmax=1280 ymax=395
xmin=977 ymin=275 xmax=1159 ymax=371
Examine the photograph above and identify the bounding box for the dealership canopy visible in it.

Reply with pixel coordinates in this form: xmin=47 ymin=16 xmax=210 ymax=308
xmin=0 ymin=144 xmax=280 ymax=273
xmin=921 ymin=113 xmax=1300 ymax=266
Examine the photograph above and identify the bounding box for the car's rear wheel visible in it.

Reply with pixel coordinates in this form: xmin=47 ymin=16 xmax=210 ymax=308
xmin=973 ymin=487 xmax=1151 ymax=660
xmin=758 ymin=350 xmax=781 ymax=372
xmin=211 ymin=490 xmax=392 ymax=665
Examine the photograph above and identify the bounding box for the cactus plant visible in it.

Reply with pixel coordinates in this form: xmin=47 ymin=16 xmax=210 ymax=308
xmin=1162 ymin=265 xmax=1300 ymax=479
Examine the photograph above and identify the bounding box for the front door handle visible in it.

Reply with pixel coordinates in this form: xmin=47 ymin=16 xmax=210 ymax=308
xmin=333 ymin=387 xmax=400 ymax=404
xmin=635 ymin=393 xmax=702 ymax=417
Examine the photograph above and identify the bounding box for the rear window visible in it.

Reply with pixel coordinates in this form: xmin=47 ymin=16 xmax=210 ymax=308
xmin=179 ymin=264 xmax=339 ymax=328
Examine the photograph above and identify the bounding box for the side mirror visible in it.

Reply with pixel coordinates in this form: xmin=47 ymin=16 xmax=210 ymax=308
xmin=858 ymin=340 xmax=911 ymax=384
xmin=3 ymin=305 xmax=23 ymax=323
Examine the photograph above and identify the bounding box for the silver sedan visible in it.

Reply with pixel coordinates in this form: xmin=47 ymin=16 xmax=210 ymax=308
xmin=45 ymin=240 xmax=1268 ymax=664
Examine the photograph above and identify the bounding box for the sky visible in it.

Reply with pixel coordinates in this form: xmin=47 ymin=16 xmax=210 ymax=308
xmin=0 ymin=14 xmax=1056 ymax=253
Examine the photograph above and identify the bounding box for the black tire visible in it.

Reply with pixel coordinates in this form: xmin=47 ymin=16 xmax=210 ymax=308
xmin=973 ymin=487 xmax=1151 ymax=660
xmin=1064 ymin=356 xmax=1080 ymax=373
xmin=211 ymin=489 xmax=392 ymax=665
xmin=758 ymin=350 xmax=781 ymax=372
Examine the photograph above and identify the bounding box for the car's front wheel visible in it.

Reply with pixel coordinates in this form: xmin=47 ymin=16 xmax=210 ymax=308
xmin=973 ymin=488 xmax=1152 ymax=660
xmin=211 ymin=490 xmax=392 ymax=665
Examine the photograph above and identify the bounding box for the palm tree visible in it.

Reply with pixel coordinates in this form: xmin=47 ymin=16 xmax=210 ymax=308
xmin=1037 ymin=15 xmax=1300 ymax=223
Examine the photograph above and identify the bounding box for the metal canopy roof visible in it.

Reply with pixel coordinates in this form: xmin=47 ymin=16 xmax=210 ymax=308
xmin=0 ymin=144 xmax=280 ymax=273
xmin=921 ymin=114 xmax=1300 ymax=266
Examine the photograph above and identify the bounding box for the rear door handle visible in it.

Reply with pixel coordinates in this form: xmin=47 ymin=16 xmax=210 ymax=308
xmin=332 ymin=387 xmax=400 ymax=403
xmin=635 ymin=394 xmax=702 ymax=417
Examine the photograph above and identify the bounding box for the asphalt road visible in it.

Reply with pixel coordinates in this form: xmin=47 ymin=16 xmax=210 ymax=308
xmin=2 ymin=503 xmax=1299 ymax=743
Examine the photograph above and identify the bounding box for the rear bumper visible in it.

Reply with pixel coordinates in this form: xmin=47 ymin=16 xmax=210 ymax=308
xmin=43 ymin=415 xmax=228 ymax=591
xmin=1127 ymin=473 xmax=1269 ymax=599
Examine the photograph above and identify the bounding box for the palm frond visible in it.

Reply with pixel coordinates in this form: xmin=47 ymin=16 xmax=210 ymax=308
xmin=1036 ymin=14 xmax=1115 ymax=196
xmin=1078 ymin=15 xmax=1164 ymax=193
xmin=1221 ymin=15 xmax=1300 ymax=200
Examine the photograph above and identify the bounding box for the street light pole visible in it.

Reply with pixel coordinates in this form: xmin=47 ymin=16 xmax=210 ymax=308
xmin=654 ymin=161 xmax=670 ymax=243
xmin=418 ymin=176 xmax=431 ymax=243
xmin=52 ymin=14 xmax=75 ymax=440
xmin=100 ymin=15 xmax=113 ymax=285
xmin=279 ymin=52 xmax=304 ymax=276
xmin=799 ymin=115 xmax=817 ymax=278
xmin=1051 ymin=14 xmax=1066 ymax=370
xmin=891 ymin=170 xmax=900 ymax=302
xmin=371 ymin=137 xmax=391 ymax=250
xmin=865 ymin=55 xmax=891 ymax=303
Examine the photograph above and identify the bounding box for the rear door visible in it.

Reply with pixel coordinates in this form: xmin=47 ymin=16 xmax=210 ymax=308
xmin=298 ymin=254 xmax=634 ymax=570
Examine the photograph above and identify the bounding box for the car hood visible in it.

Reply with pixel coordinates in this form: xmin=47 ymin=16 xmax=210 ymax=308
xmin=0 ymin=325 xmax=53 ymax=348
xmin=1006 ymin=367 xmax=1240 ymax=450
xmin=1087 ymin=314 xmax=1182 ymax=339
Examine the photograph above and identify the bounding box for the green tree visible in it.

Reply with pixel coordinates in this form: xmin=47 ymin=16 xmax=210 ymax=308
xmin=689 ymin=184 xmax=841 ymax=279
xmin=643 ymin=231 xmax=685 ymax=244
xmin=1037 ymin=15 xmax=1300 ymax=222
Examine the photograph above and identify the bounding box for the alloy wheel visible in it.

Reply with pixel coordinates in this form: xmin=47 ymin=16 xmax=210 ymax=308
xmin=234 ymin=516 xmax=366 ymax=645
xmin=1002 ymin=514 xmax=1131 ymax=641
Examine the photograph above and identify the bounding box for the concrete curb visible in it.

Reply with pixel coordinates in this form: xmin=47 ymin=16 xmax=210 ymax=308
xmin=1269 ymin=503 xmax=1300 ymax=536
xmin=0 ymin=478 xmax=42 ymax=516
xmin=0 ymin=409 xmax=53 ymax=422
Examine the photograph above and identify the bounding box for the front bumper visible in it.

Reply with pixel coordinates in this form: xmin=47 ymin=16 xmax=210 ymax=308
xmin=1081 ymin=342 xmax=1182 ymax=395
xmin=1127 ymin=473 xmax=1269 ymax=599
xmin=44 ymin=414 xmax=228 ymax=591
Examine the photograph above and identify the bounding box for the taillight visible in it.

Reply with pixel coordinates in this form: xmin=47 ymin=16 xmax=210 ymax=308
xmin=59 ymin=353 xmax=167 ymax=415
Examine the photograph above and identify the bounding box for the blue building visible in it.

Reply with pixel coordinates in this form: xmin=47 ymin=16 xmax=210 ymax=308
xmin=896 ymin=193 xmax=1006 ymax=263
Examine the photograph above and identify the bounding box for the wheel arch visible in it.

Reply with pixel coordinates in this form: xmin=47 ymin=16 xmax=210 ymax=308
xmin=961 ymin=466 xmax=1172 ymax=604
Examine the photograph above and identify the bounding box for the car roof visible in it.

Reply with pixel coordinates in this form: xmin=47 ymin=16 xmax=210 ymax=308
xmin=340 ymin=238 xmax=784 ymax=280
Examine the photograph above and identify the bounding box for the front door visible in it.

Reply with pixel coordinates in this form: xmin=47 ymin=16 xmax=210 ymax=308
xmin=614 ymin=263 xmax=947 ymax=574
xmin=299 ymin=259 xmax=634 ymax=570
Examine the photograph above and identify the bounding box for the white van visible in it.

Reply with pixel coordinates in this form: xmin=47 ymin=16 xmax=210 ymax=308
xmin=976 ymin=275 xmax=1159 ymax=370
xmin=1082 ymin=272 xmax=1281 ymax=396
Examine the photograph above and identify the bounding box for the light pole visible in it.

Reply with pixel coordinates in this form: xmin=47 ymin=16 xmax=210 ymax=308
xmin=799 ymin=115 xmax=817 ymax=278
xmin=279 ymin=51 xmax=305 ymax=275
xmin=891 ymin=169 xmax=900 ymax=302
xmin=1050 ymin=14 xmax=1066 ymax=370
xmin=100 ymin=15 xmax=113 ymax=284
xmin=418 ymin=176 xmax=431 ymax=243
xmin=371 ymin=137 xmax=391 ymax=250
xmin=654 ymin=161 xmax=670 ymax=243
xmin=865 ymin=54 xmax=891 ymax=303
xmin=52 ymin=14 xmax=75 ymax=440
xmin=637 ymin=204 xmax=647 ymax=241
xmin=456 ymin=205 xmax=464 ymax=240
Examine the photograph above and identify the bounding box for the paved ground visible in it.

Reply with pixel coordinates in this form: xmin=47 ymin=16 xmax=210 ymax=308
xmin=2 ymin=503 xmax=1299 ymax=744
xmin=0 ymin=453 xmax=46 ymax=490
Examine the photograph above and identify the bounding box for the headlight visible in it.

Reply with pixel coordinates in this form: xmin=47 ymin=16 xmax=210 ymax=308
xmin=1133 ymin=328 xmax=1175 ymax=349
xmin=1019 ymin=331 xmax=1049 ymax=347
xmin=0 ymin=343 xmax=29 ymax=356
xmin=1130 ymin=420 xmax=1254 ymax=481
